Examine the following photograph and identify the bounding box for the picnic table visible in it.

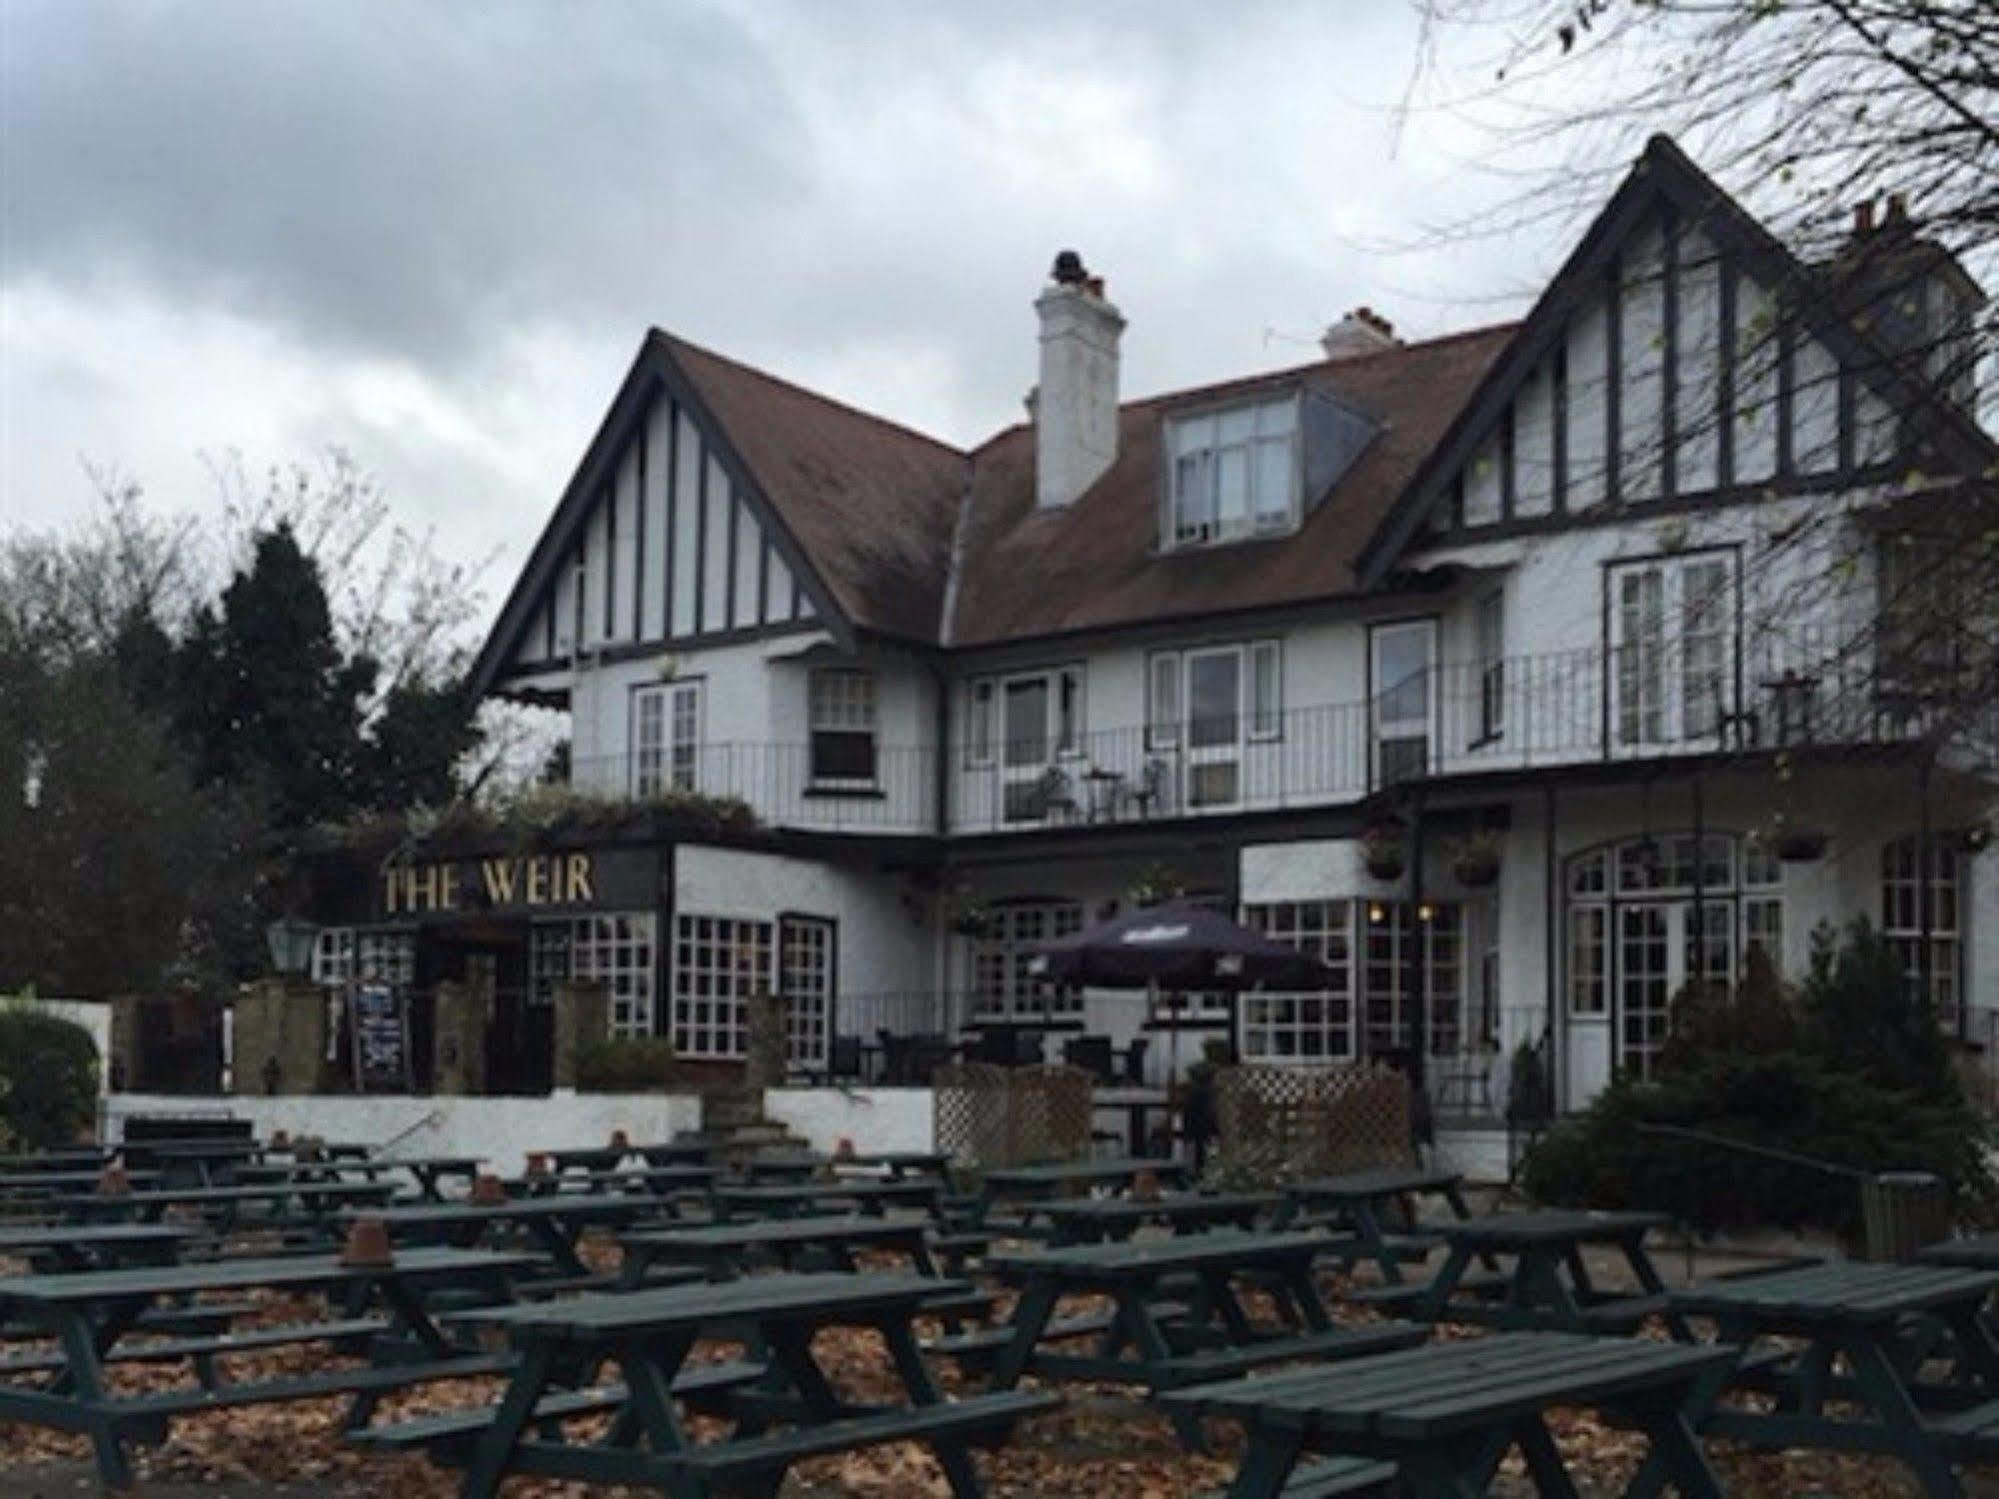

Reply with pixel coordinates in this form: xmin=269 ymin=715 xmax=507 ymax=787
xmin=973 ymin=1155 xmax=1192 ymax=1228
xmin=972 ymin=1228 xmax=1424 ymax=1439
xmin=54 ymin=1179 xmax=398 ymax=1231
xmin=714 ymin=1177 xmax=942 ymax=1221
xmin=0 ymin=1223 xmax=188 ymax=1272
xmin=1405 ymin=1208 xmax=1686 ymax=1335
xmin=511 ymin=1164 xmax=716 ymax=1201
xmin=345 ymin=1195 xmax=670 ymax=1280
xmin=1030 ymin=1190 xmax=1278 ymax=1246
xmin=363 ymin=1272 xmax=1057 ymax=1498
xmin=834 ymin=1149 xmax=954 ymax=1181
xmin=0 ymin=1245 xmax=531 ymax=1486
xmin=0 ymin=1168 xmax=163 ymax=1199
xmin=1276 ymin=1165 xmax=1478 ymax=1283
xmin=1164 ymin=1329 xmax=1735 ymax=1497
xmin=1670 ymin=1260 xmax=1999 ymax=1497
xmin=1922 ymin=1233 xmax=1999 ymax=1271
xmin=733 ymin=1151 xmax=828 ymax=1182
xmin=620 ymin=1213 xmax=944 ymax=1285
xmin=0 ymin=1148 xmax=117 ymax=1173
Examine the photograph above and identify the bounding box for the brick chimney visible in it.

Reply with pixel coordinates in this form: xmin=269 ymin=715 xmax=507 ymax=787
xmin=1034 ymin=250 xmax=1124 ymax=509
xmin=1320 ymin=306 xmax=1400 ymax=361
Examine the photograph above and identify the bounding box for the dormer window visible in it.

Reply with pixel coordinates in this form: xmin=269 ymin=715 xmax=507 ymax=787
xmin=1166 ymin=395 xmax=1300 ymax=548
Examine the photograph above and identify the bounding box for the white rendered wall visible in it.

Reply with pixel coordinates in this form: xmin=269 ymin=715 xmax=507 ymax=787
xmin=762 ymin=1087 xmax=935 ymax=1155
xmin=101 ymin=1092 xmax=703 ymax=1175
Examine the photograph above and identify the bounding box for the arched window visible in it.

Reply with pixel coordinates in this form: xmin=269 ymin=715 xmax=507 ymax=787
xmin=1565 ymin=832 xmax=1783 ymax=1080
xmin=1881 ymin=835 xmax=1964 ymax=1020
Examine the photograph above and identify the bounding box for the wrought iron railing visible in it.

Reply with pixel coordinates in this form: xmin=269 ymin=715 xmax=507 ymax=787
xmin=558 ymin=633 xmax=1956 ymax=838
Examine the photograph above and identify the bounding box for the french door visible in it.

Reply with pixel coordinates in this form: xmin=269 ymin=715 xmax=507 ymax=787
xmin=1001 ymin=676 xmax=1052 ymax=822
xmin=1608 ymin=554 xmax=1735 ymax=750
xmin=1185 ymin=647 xmax=1244 ymax=808
xmin=1370 ymin=620 xmax=1436 ymax=788
xmin=1616 ymin=899 xmax=1734 ymax=1078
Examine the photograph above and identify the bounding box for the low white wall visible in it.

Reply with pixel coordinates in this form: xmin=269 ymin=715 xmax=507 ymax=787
xmin=1433 ymin=1126 xmax=1513 ymax=1186
xmin=13 ymin=998 xmax=113 ymax=1094
xmin=103 ymin=1091 xmax=704 ymax=1173
xmin=762 ymin=1087 xmax=935 ymax=1155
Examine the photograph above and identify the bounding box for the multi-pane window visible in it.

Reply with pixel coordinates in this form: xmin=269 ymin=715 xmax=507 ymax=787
xmin=671 ymin=914 xmax=773 ymax=1058
xmin=1476 ymin=590 xmax=1506 ymax=741
xmin=529 ymin=921 xmax=571 ymax=1007
xmin=963 ymin=667 xmax=1084 ymax=765
xmin=632 ymin=681 xmax=703 ymax=796
xmin=1240 ymin=901 xmax=1354 ymax=1060
xmin=968 ymin=900 xmax=1084 ymax=1019
xmin=571 ymin=913 xmax=658 ymax=1037
xmin=1146 ymin=642 xmax=1284 ymax=807
xmin=310 ymin=929 xmax=415 ymax=990
xmin=778 ymin=916 xmax=836 ymax=1070
xmin=1167 ymin=396 xmax=1300 ymax=547
xmin=808 ymin=669 xmax=877 ymax=785
xmin=1608 ymin=553 xmax=1736 ymax=747
xmin=1566 ymin=832 xmax=1785 ymax=1080
xmin=1363 ymin=903 xmax=1463 ymax=1057
xmin=1882 ymin=834 xmax=1964 ymax=1020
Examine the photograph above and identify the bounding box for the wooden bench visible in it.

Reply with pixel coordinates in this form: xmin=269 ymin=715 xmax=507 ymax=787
xmin=656 ymin=1389 xmax=1059 ymax=1488
xmin=353 ymin=1359 xmax=768 ymax=1454
xmin=0 ymin=1316 xmax=390 ymax=1375
xmin=112 ymin=1351 xmax=515 ymax=1437
xmin=1150 ymin=1325 xmax=1422 ymax=1387
xmin=1195 ymin=1456 xmax=1397 ymax=1498
xmin=924 ymin=1300 xmax=1192 ymax=1362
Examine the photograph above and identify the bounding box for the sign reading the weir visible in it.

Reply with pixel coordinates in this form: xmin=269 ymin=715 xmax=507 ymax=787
xmin=380 ymin=853 xmax=597 ymax=916
xmin=347 ymin=982 xmax=412 ymax=1092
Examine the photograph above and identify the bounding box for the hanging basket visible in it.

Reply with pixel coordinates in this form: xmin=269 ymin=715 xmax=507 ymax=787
xmin=1773 ymin=827 xmax=1830 ymax=863
xmin=1452 ymin=851 xmax=1501 ymax=887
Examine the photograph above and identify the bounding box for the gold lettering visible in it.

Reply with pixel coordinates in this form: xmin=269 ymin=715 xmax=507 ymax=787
xmin=439 ymin=865 xmax=460 ymax=911
xmin=482 ymin=858 xmax=518 ymax=905
xmin=382 ymin=868 xmax=402 ymax=915
xmin=567 ymin=853 xmax=594 ymax=904
xmin=526 ymin=857 xmax=549 ymax=905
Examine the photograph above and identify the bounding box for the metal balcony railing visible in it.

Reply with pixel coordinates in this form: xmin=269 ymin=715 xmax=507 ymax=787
xmin=557 ymin=632 xmax=1956 ymax=838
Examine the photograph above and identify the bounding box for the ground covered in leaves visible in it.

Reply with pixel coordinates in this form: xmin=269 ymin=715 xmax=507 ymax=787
xmin=0 ymin=1241 xmax=1985 ymax=1496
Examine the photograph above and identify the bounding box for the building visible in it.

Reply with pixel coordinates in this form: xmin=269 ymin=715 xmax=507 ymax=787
xmin=303 ymin=137 xmax=1996 ymax=1119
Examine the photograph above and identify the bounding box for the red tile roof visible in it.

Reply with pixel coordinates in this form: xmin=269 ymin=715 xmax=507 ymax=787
xmin=656 ymin=321 xmax=1518 ymax=648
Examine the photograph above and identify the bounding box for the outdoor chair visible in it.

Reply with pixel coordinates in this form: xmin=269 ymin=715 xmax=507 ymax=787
xmin=827 ymin=1035 xmax=864 ymax=1083
xmin=1120 ymin=1036 xmax=1150 ymax=1084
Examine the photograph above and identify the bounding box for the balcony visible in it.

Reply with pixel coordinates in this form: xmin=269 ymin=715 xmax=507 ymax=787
xmin=557 ymin=634 xmax=1944 ymax=840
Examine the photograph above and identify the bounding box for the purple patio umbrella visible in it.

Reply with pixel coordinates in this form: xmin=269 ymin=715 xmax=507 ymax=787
xmin=1028 ymin=899 xmax=1336 ymax=1145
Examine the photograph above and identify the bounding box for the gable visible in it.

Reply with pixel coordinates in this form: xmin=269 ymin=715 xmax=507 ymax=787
xmin=1363 ymin=136 xmax=1995 ymax=578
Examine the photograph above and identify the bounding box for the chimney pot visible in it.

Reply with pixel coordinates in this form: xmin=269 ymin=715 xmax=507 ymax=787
xmin=1051 ymin=249 xmax=1087 ymax=285
xmin=1321 ymin=306 xmax=1401 ymax=361
xmin=1855 ymin=200 xmax=1877 ymax=235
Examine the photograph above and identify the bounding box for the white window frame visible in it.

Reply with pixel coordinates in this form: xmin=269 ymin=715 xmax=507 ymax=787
xmin=1369 ymin=618 xmax=1437 ymax=787
xmin=1475 ymin=589 xmax=1506 ymax=742
xmin=631 ymin=679 xmax=703 ymax=797
xmin=807 ymin=668 xmax=878 ymax=788
xmin=1607 ymin=551 xmax=1737 ymax=750
xmin=1240 ymin=900 xmax=1356 ymax=1061
xmin=1146 ymin=640 xmax=1284 ymax=806
xmin=1882 ymin=834 xmax=1964 ymax=1021
xmin=670 ymin=913 xmax=773 ymax=1059
xmin=1164 ymin=394 xmax=1302 ymax=549
xmin=968 ymin=900 xmax=1084 ymax=1021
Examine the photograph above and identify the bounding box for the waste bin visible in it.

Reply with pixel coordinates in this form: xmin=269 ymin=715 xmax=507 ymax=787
xmin=1860 ymin=1170 xmax=1949 ymax=1262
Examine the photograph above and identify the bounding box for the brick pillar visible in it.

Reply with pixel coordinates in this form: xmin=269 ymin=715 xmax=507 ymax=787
xmin=231 ymin=978 xmax=328 ymax=1095
xmin=431 ymin=979 xmax=491 ymax=1096
xmin=552 ymin=980 xmax=610 ymax=1090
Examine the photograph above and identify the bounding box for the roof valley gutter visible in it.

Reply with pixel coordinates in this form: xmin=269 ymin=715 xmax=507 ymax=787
xmin=935 ymin=467 xmax=978 ymax=650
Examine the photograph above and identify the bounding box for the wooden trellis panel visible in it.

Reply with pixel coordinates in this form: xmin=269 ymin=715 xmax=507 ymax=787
xmin=1213 ymin=1062 xmax=1413 ymax=1186
xmin=933 ymin=1063 xmax=1092 ymax=1170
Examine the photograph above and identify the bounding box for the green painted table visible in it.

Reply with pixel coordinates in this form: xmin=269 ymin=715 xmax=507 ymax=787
xmin=0 ymin=1223 xmax=189 ymax=1271
xmin=54 ymin=1179 xmax=397 ymax=1232
xmin=620 ymin=1212 xmax=943 ymax=1286
xmin=1669 ymin=1260 xmax=1999 ymax=1498
xmin=1029 ymin=1190 xmax=1279 ymax=1246
xmin=510 ymin=1164 xmax=716 ymax=1202
xmin=0 ymin=1245 xmax=529 ymax=1486
xmin=1164 ymin=1330 xmax=1735 ymax=1497
xmin=412 ymin=1272 xmax=1058 ymax=1498
xmin=714 ymin=1177 xmax=943 ymax=1221
xmin=1276 ymin=1165 xmax=1478 ymax=1284
xmin=344 ymin=1195 xmax=670 ymax=1279
xmin=1410 ymin=1209 xmax=1685 ymax=1335
xmin=981 ymin=1228 xmax=1424 ymax=1443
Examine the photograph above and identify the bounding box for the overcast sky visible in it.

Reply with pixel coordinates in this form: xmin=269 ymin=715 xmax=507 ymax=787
xmin=2 ymin=1 xmax=1568 ymax=613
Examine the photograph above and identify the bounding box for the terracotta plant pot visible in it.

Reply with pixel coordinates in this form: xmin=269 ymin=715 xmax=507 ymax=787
xmin=96 ymin=1165 xmax=132 ymax=1197
xmin=524 ymin=1152 xmax=551 ymax=1177
xmin=469 ymin=1173 xmax=508 ymax=1206
xmin=1131 ymin=1170 xmax=1162 ymax=1203
xmin=608 ymin=1129 xmax=630 ymax=1149
xmin=1774 ymin=828 xmax=1830 ymax=862
xmin=269 ymin=1129 xmax=291 ymax=1149
xmin=833 ymin=1137 xmax=857 ymax=1162
xmin=339 ymin=1217 xmax=396 ymax=1269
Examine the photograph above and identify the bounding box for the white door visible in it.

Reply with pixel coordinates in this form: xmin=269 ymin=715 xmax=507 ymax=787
xmin=1185 ymin=648 xmax=1243 ymax=808
xmin=1370 ymin=621 xmax=1436 ymax=788
xmin=1609 ymin=556 xmax=1734 ymax=751
xmin=1614 ymin=899 xmax=1734 ymax=1079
